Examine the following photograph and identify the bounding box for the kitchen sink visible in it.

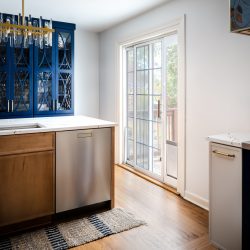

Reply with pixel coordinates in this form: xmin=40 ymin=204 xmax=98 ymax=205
xmin=0 ymin=123 xmax=44 ymax=131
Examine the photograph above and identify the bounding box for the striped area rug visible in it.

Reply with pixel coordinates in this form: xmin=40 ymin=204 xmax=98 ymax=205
xmin=0 ymin=208 xmax=146 ymax=250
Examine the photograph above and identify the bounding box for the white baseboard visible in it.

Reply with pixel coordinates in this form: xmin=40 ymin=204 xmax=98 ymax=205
xmin=184 ymin=191 xmax=209 ymax=211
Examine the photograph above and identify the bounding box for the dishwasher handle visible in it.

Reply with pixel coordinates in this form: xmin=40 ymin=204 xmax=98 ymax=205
xmin=77 ymin=132 xmax=93 ymax=138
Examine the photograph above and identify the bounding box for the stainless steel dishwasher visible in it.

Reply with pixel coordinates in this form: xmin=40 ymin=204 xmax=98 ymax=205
xmin=56 ymin=128 xmax=111 ymax=213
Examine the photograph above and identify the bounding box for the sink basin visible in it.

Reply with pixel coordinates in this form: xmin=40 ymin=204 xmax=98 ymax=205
xmin=0 ymin=123 xmax=44 ymax=131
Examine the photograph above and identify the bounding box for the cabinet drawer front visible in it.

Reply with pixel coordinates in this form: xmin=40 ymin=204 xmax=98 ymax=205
xmin=0 ymin=132 xmax=55 ymax=156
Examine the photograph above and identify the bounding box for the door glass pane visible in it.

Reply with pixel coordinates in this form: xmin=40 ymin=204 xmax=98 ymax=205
xmin=58 ymin=32 xmax=72 ymax=70
xmin=127 ymin=50 xmax=134 ymax=72
xmin=0 ymin=71 xmax=7 ymax=112
xmin=37 ymin=72 xmax=53 ymax=111
xmin=143 ymin=145 xmax=149 ymax=170
xmin=136 ymin=46 xmax=144 ymax=70
xmin=137 ymin=72 xmax=149 ymax=93
xmin=13 ymin=71 xmax=30 ymax=112
xmin=153 ymin=69 xmax=161 ymax=95
xmin=14 ymin=47 xmax=30 ymax=67
xmin=136 ymin=143 xmax=143 ymax=168
xmin=35 ymin=44 xmax=53 ymax=113
xmin=136 ymin=95 xmax=149 ymax=119
xmin=153 ymin=149 xmax=161 ymax=175
xmin=166 ymin=34 xmax=178 ymax=179
xmin=153 ymin=122 xmax=162 ymax=149
xmin=58 ymin=73 xmax=72 ymax=110
xmin=153 ymin=42 xmax=162 ymax=68
xmin=12 ymin=45 xmax=32 ymax=114
xmin=127 ymin=72 xmax=134 ymax=94
xmin=127 ymin=117 xmax=134 ymax=139
xmin=0 ymin=43 xmax=7 ymax=67
xmin=127 ymin=139 xmax=134 ymax=161
xmin=38 ymin=46 xmax=52 ymax=68
xmin=127 ymin=94 xmax=133 ymax=118
xmin=145 ymin=46 xmax=149 ymax=69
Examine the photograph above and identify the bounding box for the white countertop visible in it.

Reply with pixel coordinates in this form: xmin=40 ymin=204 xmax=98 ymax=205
xmin=207 ymin=133 xmax=250 ymax=148
xmin=0 ymin=115 xmax=116 ymax=136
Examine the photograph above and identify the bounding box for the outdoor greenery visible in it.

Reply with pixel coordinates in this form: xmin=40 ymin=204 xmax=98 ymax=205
xmin=166 ymin=44 xmax=178 ymax=108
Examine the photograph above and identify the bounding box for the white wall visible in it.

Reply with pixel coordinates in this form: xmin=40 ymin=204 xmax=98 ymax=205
xmin=99 ymin=0 xmax=250 ymax=208
xmin=74 ymin=29 xmax=99 ymax=117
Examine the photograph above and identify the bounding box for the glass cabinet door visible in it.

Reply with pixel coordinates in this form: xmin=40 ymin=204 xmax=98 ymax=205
xmin=0 ymin=42 xmax=9 ymax=115
xmin=11 ymin=45 xmax=33 ymax=116
xmin=34 ymin=45 xmax=54 ymax=114
xmin=56 ymin=30 xmax=73 ymax=113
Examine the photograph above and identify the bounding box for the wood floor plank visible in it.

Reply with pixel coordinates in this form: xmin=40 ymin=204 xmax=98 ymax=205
xmin=73 ymin=166 xmax=217 ymax=250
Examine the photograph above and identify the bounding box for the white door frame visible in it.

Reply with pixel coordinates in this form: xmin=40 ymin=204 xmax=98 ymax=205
xmin=115 ymin=16 xmax=186 ymax=196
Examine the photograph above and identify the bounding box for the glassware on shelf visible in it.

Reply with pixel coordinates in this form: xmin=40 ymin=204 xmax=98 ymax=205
xmin=33 ymin=19 xmax=39 ymax=47
xmin=5 ymin=17 xmax=11 ymax=43
xmin=44 ymin=21 xmax=49 ymax=46
xmin=28 ymin=15 xmax=32 ymax=46
xmin=39 ymin=16 xmax=43 ymax=50
xmin=48 ymin=19 xmax=53 ymax=46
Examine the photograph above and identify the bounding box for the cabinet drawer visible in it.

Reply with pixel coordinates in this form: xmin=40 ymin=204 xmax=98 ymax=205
xmin=0 ymin=133 xmax=55 ymax=156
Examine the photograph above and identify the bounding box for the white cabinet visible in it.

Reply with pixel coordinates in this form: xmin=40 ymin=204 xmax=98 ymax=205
xmin=209 ymin=142 xmax=242 ymax=250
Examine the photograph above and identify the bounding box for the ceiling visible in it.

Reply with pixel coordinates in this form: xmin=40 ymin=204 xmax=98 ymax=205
xmin=1 ymin=0 xmax=170 ymax=32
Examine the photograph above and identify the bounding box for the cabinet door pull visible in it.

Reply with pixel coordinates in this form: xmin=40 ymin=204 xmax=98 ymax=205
xmin=7 ymin=100 xmax=10 ymax=112
xmin=212 ymin=150 xmax=235 ymax=158
xmin=52 ymin=100 xmax=55 ymax=111
xmin=11 ymin=100 xmax=14 ymax=112
xmin=51 ymin=100 xmax=54 ymax=111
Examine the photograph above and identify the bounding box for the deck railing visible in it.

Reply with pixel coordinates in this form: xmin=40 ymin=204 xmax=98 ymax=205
xmin=166 ymin=108 xmax=177 ymax=144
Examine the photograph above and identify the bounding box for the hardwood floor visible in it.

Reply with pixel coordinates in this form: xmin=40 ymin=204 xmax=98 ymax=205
xmin=74 ymin=166 xmax=217 ymax=250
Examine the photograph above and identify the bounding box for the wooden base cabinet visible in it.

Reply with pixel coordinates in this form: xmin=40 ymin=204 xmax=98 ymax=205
xmin=0 ymin=133 xmax=55 ymax=228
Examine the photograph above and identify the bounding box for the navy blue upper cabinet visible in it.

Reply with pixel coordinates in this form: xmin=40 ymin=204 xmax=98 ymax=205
xmin=34 ymin=34 xmax=55 ymax=115
xmin=0 ymin=16 xmax=75 ymax=119
xmin=34 ymin=22 xmax=75 ymax=117
xmin=0 ymin=40 xmax=33 ymax=118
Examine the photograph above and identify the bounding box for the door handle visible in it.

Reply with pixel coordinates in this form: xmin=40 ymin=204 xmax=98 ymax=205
xmin=157 ymin=100 xmax=161 ymax=118
xmin=11 ymin=100 xmax=13 ymax=112
xmin=212 ymin=150 xmax=235 ymax=158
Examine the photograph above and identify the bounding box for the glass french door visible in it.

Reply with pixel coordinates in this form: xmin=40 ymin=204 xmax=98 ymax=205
xmin=125 ymin=34 xmax=178 ymax=186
